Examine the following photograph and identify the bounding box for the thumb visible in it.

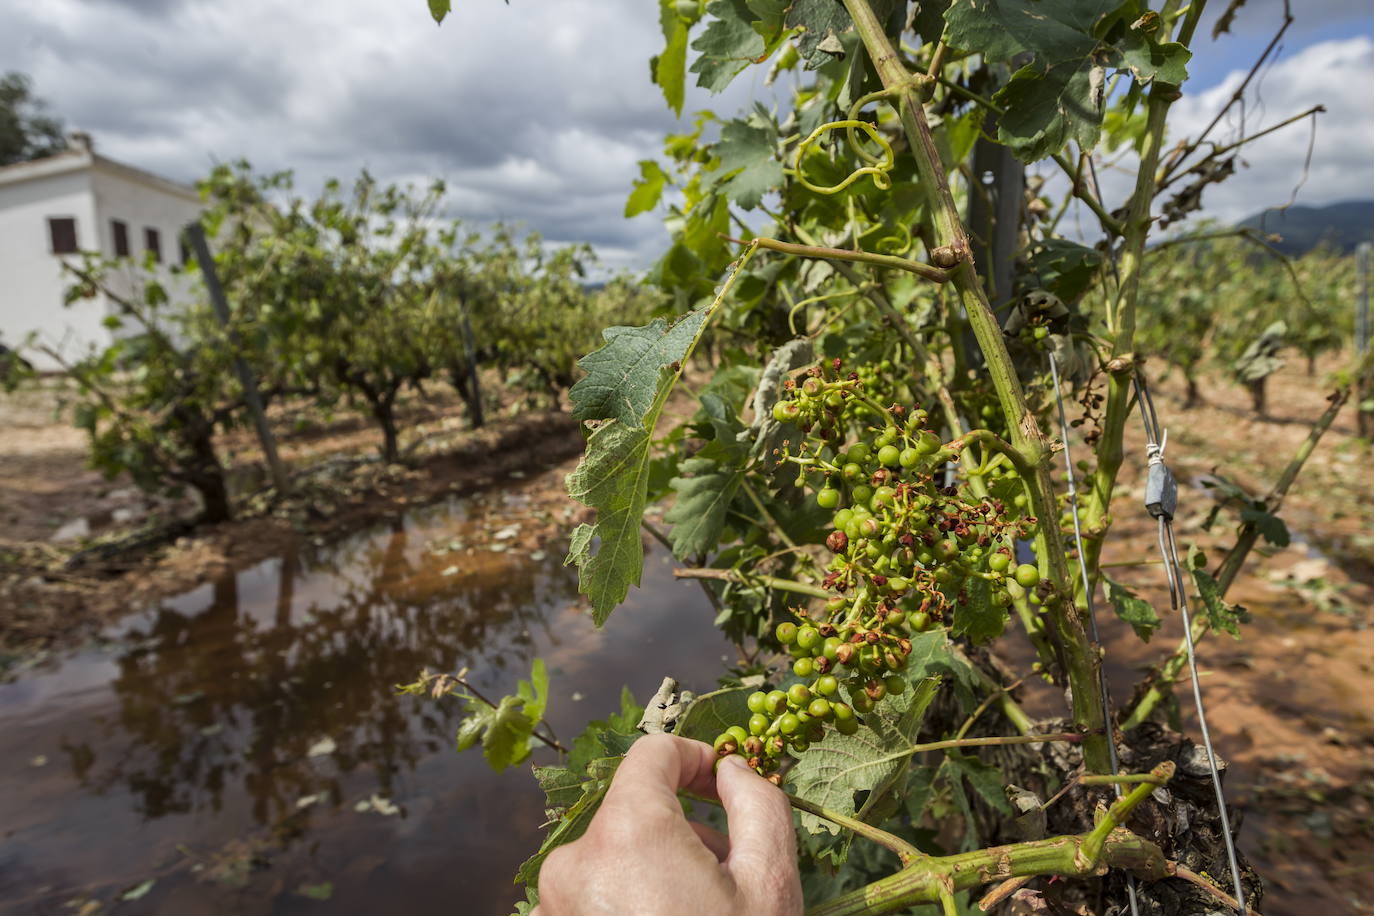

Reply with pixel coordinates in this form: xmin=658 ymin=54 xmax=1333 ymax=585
xmin=716 ymin=756 xmax=801 ymax=912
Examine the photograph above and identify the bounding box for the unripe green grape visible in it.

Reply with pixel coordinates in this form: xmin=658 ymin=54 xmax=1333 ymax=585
xmin=765 ymin=690 xmax=789 ymax=715
xmin=749 ymin=713 xmax=769 ymax=735
xmin=795 ymin=710 xmax=812 ymax=726
xmin=910 ymin=610 xmax=931 ymax=631
xmin=776 ymin=622 xmax=798 ymax=644
xmin=831 ymin=701 xmax=854 ymax=722
xmin=816 ymin=487 xmax=840 ymax=509
xmin=877 ymin=427 xmax=898 ymax=447
xmin=727 ymin=725 xmax=749 ymax=746
xmin=886 ymin=610 xmax=906 ymax=627
xmin=987 ymin=552 xmax=1011 ymax=573
xmin=796 ymin=625 xmax=821 ymax=650
xmin=790 ymin=736 xmax=810 ymax=753
xmin=808 ymin=697 xmax=832 ymax=719
xmin=779 ymin=713 xmax=801 ymax=735
xmin=835 ymin=716 xmax=860 ymax=736
xmin=851 ymin=484 xmax=874 ymax=505
xmin=816 ymin=674 xmax=839 ymax=696
xmin=866 ymin=680 xmax=887 ymax=702
xmin=822 ymin=636 xmax=842 ymax=661
xmin=934 ymin=539 xmax=959 ymax=562
xmin=771 ymin=401 xmax=798 ymax=423
xmin=747 ymin=691 xmax=769 ymax=714
xmin=877 ymin=444 xmax=901 ymax=467
xmin=872 ymin=485 xmax=895 ymax=508
xmin=793 ymin=656 xmax=815 ymax=678
xmin=824 ymin=595 xmax=847 ymax=614
xmin=848 ymin=442 xmax=872 ymax=464
xmin=825 ymin=391 xmax=844 ymax=409
xmin=832 ymin=508 xmax=854 ymax=529
xmin=766 ymin=735 xmax=785 ymax=757
xmin=886 ymin=576 xmax=909 ymax=594
xmin=842 ymin=462 xmax=863 ymax=480
xmin=807 ymin=721 xmax=826 ymax=742
xmin=914 ymin=430 xmax=941 ymax=455
xmin=787 ymin=683 xmax=812 ymax=707
xmin=883 ymin=675 xmax=907 ymax=695
xmin=899 ymin=447 xmax=919 ymax=468
xmin=993 ymin=588 xmax=1013 ymax=608
xmin=1014 ymin=564 xmax=1041 ymax=588
xmin=713 ymin=733 xmax=735 ymax=754
xmin=850 ymin=691 xmax=874 ymax=713
xmin=802 ymin=376 xmax=823 ymax=396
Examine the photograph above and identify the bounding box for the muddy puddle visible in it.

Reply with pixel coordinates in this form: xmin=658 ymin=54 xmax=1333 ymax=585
xmin=0 ymin=483 xmax=732 ymax=915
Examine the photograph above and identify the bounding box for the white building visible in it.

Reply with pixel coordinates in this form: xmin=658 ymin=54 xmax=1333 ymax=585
xmin=0 ymin=135 xmax=203 ymax=371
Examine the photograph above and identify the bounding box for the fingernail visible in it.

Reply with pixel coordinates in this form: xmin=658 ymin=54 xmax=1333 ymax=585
xmin=720 ymin=754 xmax=751 ymax=773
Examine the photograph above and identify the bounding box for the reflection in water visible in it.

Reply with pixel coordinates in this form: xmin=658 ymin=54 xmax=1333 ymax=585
xmin=0 ymin=487 xmax=730 ymax=915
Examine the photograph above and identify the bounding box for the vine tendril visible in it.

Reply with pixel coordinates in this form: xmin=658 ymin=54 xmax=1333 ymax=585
xmin=788 ymin=120 xmax=894 ymax=195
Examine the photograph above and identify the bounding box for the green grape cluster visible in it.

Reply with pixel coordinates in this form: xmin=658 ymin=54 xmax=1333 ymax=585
xmin=715 ymin=359 xmax=1041 ymax=777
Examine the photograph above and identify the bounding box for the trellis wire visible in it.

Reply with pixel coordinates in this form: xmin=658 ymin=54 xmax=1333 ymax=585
xmin=1134 ymin=371 xmax=1248 ymax=914
xmin=1045 ymin=350 xmax=1140 ymax=916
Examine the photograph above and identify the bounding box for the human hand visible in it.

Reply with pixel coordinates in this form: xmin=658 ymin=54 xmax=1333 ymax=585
xmin=532 ymin=732 xmax=803 ymax=916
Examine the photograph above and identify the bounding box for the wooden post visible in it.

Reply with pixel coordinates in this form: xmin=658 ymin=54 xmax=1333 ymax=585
xmin=185 ymin=221 xmax=290 ymax=494
xmin=457 ymin=294 xmax=484 ymax=428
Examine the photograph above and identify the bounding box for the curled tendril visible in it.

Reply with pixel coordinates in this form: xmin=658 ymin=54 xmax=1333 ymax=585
xmin=788 ymin=120 xmax=894 ymax=195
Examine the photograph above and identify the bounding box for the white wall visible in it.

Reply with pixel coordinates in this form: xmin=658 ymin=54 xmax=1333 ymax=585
xmin=0 ymin=159 xmax=205 ymax=371
xmin=89 ymin=162 xmax=204 ymax=344
xmin=0 ymin=168 xmax=106 ymax=371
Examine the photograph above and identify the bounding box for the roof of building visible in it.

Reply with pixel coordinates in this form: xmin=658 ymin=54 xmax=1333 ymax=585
xmin=0 ymin=143 xmax=201 ymax=204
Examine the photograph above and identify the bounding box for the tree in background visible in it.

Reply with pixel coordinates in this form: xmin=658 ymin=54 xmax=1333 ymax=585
xmin=0 ymin=72 xmax=68 ymax=166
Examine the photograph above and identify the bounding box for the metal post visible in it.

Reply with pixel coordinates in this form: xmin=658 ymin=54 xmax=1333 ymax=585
xmin=457 ymin=294 xmax=484 ymax=429
xmin=185 ymin=221 xmax=290 ymax=495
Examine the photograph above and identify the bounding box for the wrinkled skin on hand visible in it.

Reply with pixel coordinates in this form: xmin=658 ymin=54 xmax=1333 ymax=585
xmin=533 ymin=733 xmax=803 ymax=916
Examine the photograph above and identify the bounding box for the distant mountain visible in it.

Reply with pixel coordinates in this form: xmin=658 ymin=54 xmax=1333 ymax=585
xmin=1236 ymin=200 xmax=1374 ymax=256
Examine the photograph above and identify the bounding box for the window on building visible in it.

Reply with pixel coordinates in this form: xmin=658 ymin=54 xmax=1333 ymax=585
xmin=48 ymin=217 xmax=78 ymax=254
xmin=111 ymin=219 xmax=130 ymax=257
xmin=144 ymin=227 xmax=162 ymax=263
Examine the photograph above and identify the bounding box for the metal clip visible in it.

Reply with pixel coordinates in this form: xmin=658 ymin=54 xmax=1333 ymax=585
xmin=1144 ymin=457 xmax=1177 ymax=521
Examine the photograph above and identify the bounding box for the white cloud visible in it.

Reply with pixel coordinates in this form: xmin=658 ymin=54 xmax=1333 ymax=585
xmin=1048 ymin=35 xmax=1374 ymax=239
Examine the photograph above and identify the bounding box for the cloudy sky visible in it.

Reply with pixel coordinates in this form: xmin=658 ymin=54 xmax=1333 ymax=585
xmin=4 ymin=0 xmax=1372 ymax=270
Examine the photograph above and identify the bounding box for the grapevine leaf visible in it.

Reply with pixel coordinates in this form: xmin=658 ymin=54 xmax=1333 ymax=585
xmin=665 ymin=456 xmax=744 ymax=559
xmin=995 ymin=60 xmax=1105 ymax=162
xmin=790 ymin=677 xmax=941 ymax=834
xmin=676 ymin=686 xmax=755 ymax=742
xmin=944 ymin=0 xmax=1190 ymax=161
xmin=1024 ymin=238 xmax=1104 ymax=304
xmin=481 ymin=695 xmax=536 ymax=771
xmin=516 ymin=761 xmax=619 ymax=887
xmin=569 ymin=686 xmax=644 ymax=771
xmin=747 ymin=0 xmax=790 ymax=41
xmin=944 ymin=0 xmax=1119 ymax=64
xmin=517 ymin=658 xmax=550 ymax=723
xmin=427 ymin=0 xmax=450 ymax=25
xmin=1115 ymin=30 xmax=1191 ymax=86
xmin=715 ymin=118 xmax=782 ymax=210
xmin=1240 ymin=505 xmax=1290 ymax=547
xmin=950 ymin=574 xmax=1007 ymax=645
xmin=691 ymin=0 xmax=765 ymax=92
xmin=569 ymin=310 xmax=709 ymax=430
xmin=945 ymin=752 xmax=1015 ymax=816
xmin=1102 ymin=574 xmax=1161 ymax=642
xmin=625 ymin=160 xmax=669 ymax=218
xmin=533 ymin=765 xmax=586 ymax=811
xmin=1191 ymin=566 xmax=1249 ymax=638
xmin=564 ymin=422 xmax=656 ymax=625
xmin=656 ymin=1 xmax=690 ymax=115
xmin=785 ymin=0 xmax=853 ymax=70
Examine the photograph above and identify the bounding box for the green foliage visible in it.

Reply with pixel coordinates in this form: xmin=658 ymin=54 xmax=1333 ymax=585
xmin=0 ymin=71 xmax=67 ymax=166
xmin=790 ymin=677 xmax=940 ymax=834
xmin=1102 ymin=574 xmax=1161 ymax=641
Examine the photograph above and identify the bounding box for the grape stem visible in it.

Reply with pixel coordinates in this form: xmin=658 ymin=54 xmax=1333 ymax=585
xmin=721 ymin=235 xmax=950 ymax=283
xmin=806 ymin=762 xmax=1176 ymax=916
xmin=672 ymin=566 xmax=831 ymax=599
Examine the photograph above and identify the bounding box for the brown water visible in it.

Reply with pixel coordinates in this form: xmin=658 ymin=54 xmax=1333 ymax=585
xmin=0 ymin=486 xmax=732 ymax=915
